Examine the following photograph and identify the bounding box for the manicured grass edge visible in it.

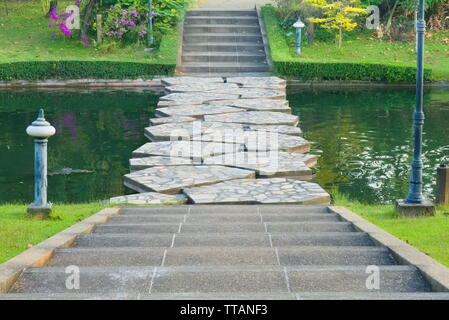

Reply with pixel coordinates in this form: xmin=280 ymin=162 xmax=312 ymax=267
xmin=261 ymin=6 xmax=432 ymax=82
xmin=330 ymin=206 xmax=449 ymax=292
xmin=0 ymin=27 xmax=182 ymax=81
xmin=0 ymin=207 xmax=119 ymax=293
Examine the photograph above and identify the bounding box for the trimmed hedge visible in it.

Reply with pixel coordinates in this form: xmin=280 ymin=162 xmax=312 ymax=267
xmin=262 ymin=6 xmax=432 ymax=82
xmin=0 ymin=60 xmax=175 ymax=81
xmin=274 ymin=61 xmax=432 ymax=82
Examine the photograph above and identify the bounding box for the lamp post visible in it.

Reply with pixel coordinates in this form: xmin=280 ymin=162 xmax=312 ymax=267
xmin=395 ymin=0 xmax=435 ymax=216
xmin=147 ymin=0 xmax=154 ymax=48
xmin=293 ymin=17 xmax=305 ymax=55
xmin=26 ymin=109 xmax=55 ymax=219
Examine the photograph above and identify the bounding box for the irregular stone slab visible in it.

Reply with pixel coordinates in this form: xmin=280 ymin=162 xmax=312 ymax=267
xmin=161 ymin=77 xmax=224 ymax=87
xmin=226 ymin=77 xmax=286 ymax=91
xmin=203 ymin=151 xmax=316 ymax=178
xmin=248 ymin=125 xmax=303 ymax=136
xmin=198 ymin=88 xmax=286 ymax=100
xmin=196 ymin=130 xmax=311 ymax=153
xmin=160 ymin=93 xmax=240 ymax=104
xmin=110 ymin=192 xmax=187 ymax=205
xmin=129 ymin=156 xmax=195 ymax=172
xmin=144 ymin=121 xmax=244 ymax=141
xmin=150 ymin=116 xmax=197 ymax=126
xmin=124 ymin=165 xmax=255 ymax=194
xmin=155 ymin=105 xmax=245 ymax=119
xmin=205 ymin=111 xmax=299 ymax=126
xmin=132 ymin=141 xmax=244 ymax=161
xmin=207 ymin=99 xmax=291 ymax=113
xmin=165 ymin=83 xmax=240 ymax=93
xmin=183 ymin=178 xmax=330 ymax=205
xmin=226 ymin=76 xmax=286 ymax=86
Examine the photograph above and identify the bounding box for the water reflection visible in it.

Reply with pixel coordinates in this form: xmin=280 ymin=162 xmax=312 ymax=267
xmin=0 ymin=88 xmax=159 ymax=203
xmin=288 ymin=87 xmax=449 ymax=204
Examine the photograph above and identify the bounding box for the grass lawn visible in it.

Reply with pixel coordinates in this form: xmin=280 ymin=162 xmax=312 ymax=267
xmin=334 ymin=194 xmax=449 ymax=268
xmin=262 ymin=6 xmax=449 ymax=81
xmin=0 ymin=203 xmax=105 ymax=264
xmin=0 ymin=0 xmax=178 ymax=65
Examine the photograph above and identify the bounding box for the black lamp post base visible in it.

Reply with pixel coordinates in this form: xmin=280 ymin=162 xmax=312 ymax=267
xmin=395 ymin=199 xmax=435 ymax=217
xmin=27 ymin=203 xmax=52 ymax=220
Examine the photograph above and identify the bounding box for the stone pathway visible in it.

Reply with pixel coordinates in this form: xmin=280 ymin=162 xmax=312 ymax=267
xmin=110 ymin=75 xmax=330 ymax=205
xmin=5 ymin=205 xmax=447 ymax=299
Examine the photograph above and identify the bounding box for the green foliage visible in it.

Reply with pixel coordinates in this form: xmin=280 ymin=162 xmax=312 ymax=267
xmin=0 ymin=2 xmax=181 ymax=81
xmin=0 ymin=60 xmax=175 ymax=81
xmin=0 ymin=203 xmax=105 ymax=263
xmin=262 ymin=5 xmax=440 ymax=82
xmin=101 ymin=0 xmax=189 ymax=34
xmin=274 ymin=61 xmax=432 ymax=81
xmin=41 ymin=0 xmax=51 ymax=15
xmin=334 ymin=193 xmax=449 ymax=268
xmin=304 ymin=0 xmax=366 ymax=48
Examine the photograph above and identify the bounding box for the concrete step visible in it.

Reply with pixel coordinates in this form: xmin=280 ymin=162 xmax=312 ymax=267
xmin=179 ymin=62 xmax=269 ymax=74
xmin=48 ymin=246 xmax=396 ymax=267
xmin=185 ymin=16 xmax=259 ymax=25
xmin=118 ymin=205 xmax=331 ymax=215
xmin=183 ymin=42 xmax=265 ymax=53
xmin=108 ymin=213 xmax=341 ymax=224
xmin=4 ymin=292 xmax=449 ymax=300
xmin=182 ymin=52 xmax=267 ymax=63
xmin=10 ymin=265 xmax=430 ymax=294
xmin=93 ymin=222 xmax=354 ymax=234
xmin=183 ymin=33 xmax=263 ymax=44
xmin=184 ymin=24 xmax=260 ymax=34
xmin=74 ymin=232 xmax=373 ymax=248
xmin=186 ymin=10 xmax=258 ymax=17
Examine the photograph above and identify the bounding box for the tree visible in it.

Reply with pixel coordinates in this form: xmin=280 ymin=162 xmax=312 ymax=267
xmin=48 ymin=0 xmax=59 ymax=16
xmin=80 ymin=0 xmax=99 ymax=39
xmin=304 ymin=0 xmax=366 ymax=48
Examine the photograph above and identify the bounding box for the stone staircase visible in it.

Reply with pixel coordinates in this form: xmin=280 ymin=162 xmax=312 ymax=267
xmin=5 ymin=205 xmax=448 ymax=299
xmin=178 ymin=9 xmax=270 ymax=75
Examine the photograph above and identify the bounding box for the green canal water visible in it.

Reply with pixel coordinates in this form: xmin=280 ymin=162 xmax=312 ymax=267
xmin=0 ymin=87 xmax=447 ymax=204
xmin=289 ymin=87 xmax=449 ymax=204
xmin=0 ymin=88 xmax=158 ymax=204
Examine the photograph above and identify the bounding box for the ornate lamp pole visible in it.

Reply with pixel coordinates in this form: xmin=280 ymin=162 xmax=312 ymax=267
xmin=293 ymin=17 xmax=305 ymax=55
xmin=26 ymin=109 xmax=55 ymax=219
xmin=396 ymin=0 xmax=435 ymax=216
xmin=147 ymin=0 xmax=154 ymax=48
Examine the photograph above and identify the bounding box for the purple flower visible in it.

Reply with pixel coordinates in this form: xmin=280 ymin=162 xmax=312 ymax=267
xmin=81 ymin=35 xmax=90 ymax=47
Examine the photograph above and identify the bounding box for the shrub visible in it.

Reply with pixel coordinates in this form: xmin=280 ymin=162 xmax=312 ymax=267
xmin=262 ymin=6 xmax=432 ymax=82
xmin=274 ymin=61 xmax=432 ymax=82
xmin=0 ymin=61 xmax=175 ymax=81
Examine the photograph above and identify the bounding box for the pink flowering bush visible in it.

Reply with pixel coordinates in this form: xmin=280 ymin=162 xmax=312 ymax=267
xmin=103 ymin=4 xmax=148 ymax=42
xmin=48 ymin=7 xmax=73 ymax=37
xmin=48 ymin=1 xmax=90 ymax=47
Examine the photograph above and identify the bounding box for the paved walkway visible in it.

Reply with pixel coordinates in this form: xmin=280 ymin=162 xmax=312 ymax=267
xmin=5 ymin=205 xmax=446 ymax=299
xmin=109 ymin=76 xmax=330 ymax=205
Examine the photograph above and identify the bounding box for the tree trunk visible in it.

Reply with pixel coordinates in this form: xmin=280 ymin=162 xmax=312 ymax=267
xmin=385 ymin=0 xmax=400 ymax=35
xmin=80 ymin=0 xmax=98 ymax=39
xmin=338 ymin=28 xmax=342 ymax=49
xmin=47 ymin=0 xmax=58 ymax=16
xmin=307 ymin=21 xmax=314 ymax=45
